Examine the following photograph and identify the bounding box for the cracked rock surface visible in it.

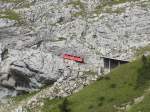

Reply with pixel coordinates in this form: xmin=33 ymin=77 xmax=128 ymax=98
xmin=0 ymin=0 xmax=150 ymax=111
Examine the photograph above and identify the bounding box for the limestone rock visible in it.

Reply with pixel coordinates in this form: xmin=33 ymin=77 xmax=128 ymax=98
xmin=0 ymin=0 xmax=150 ymax=108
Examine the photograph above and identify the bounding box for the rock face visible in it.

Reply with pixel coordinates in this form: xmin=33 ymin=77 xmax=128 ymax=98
xmin=0 ymin=48 xmax=102 ymax=99
xmin=0 ymin=49 xmax=63 ymax=97
xmin=0 ymin=0 xmax=150 ymax=101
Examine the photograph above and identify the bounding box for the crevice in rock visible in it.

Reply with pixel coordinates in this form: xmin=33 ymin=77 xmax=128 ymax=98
xmin=1 ymin=48 xmax=8 ymax=61
xmin=24 ymin=62 xmax=44 ymax=74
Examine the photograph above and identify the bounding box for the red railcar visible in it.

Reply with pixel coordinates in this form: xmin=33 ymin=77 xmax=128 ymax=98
xmin=63 ymin=54 xmax=84 ymax=63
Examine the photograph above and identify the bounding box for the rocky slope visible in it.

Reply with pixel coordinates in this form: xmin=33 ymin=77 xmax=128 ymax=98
xmin=0 ymin=0 xmax=150 ymax=111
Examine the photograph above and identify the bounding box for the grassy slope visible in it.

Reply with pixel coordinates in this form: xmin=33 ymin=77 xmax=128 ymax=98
xmin=40 ymin=56 xmax=150 ymax=112
xmin=128 ymin=92 xmax=150 ymax=112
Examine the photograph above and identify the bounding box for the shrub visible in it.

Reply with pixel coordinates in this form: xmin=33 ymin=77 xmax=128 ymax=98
xmin=110 ymin=83 xmax=117 ymax=88
xmin=136 ymin=56 xmax=150 ymax=88
xmin=59 ymin=98 xmax=71 ymax=112
xmin=98 ymin=96 xmax=105 ymax=101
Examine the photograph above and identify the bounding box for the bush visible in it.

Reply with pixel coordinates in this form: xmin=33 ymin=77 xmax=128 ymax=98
xmin=136 ymin=56 xmax=150 ymax=88
xmin=59 ymin=98 xmax=71 ymax=112
xmin=110 ymin=83 xmax=117 ymax=88
xmin=98 ymin=96 xmax=105 ymax=101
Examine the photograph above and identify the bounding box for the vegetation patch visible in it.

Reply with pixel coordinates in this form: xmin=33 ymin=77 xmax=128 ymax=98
xmin=83 ymin=70 xmax=97 ymax=76
xmin=0 ymin=0 xmax=31 ymax=8
xmin=66 ymin=0 xmax=86 ymax=17
xmin=136 ymin=55 xmax=150 ymax=89
xmin=0 ymin=0 xmax=23 ymax=3
xmin=94 ymin=0 xmax=137 ymax=15
xmin=58 ymin=37 xmax=67 ymax=41
xmin=0 ymin=10 xmax=24 ymax=24
xmin=11 ymin=91 xmax=38 ymax=103
xmin=67 ymin=0 xmax=137 ymax=17
xmin=59 ymin=98 xmax=71 ymax=112
xmin=104 ymin=7 xmax=125 ymax=14
xmin=41 ymin=98 xmax=63 ymax=112
xmin=135 ymin=44 xmax=150 ymax=57
xmin=67 ymin=0 xmax=84 ymax=9
xmin=128 ymin=92 xmax=150 ymax=112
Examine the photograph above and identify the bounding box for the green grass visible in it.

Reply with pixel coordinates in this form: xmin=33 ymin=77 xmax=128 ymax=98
xmin=40 ymin=56 xmax=150 ymax=112
xmin=67 ymin=0 xmax=84 ymax=9
xmin=0 ymin=0 xmax=31 ymax=9
xmin=0 ymin=0 xmax=23 ymax=3
xmin=83 ymin=71 xmax=97 ymax=76
xmin=11 ymin=91 xmax=38 ymax=103
xmin=103 ymin=7 xmax=125 ymax=14
xmin=128 ymin=93 xmax=150 ymax=112
xmin=94 ymin=0 xmax=137 ymax=15
xmin=67 ymin=0 xmax=137 ymax=17
xmin=0 ymin=10 xmax=24 ymax=24
xmin=67 ymin=0 xmax=86 ymax=17
xmin=11 ymin=85 xmax=51 ymax=103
